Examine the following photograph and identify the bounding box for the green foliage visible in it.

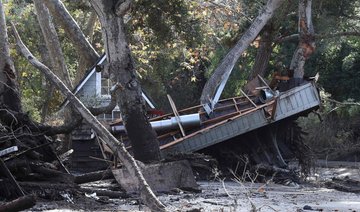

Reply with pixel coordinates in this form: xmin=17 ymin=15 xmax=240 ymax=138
xmin=310 ymin=40 xmax=360 ymax=101
xmin=3 ymin=0 xmax=360 ymax=123
xmin=298 ymin=91 xmax=360 ymax=158
xmin=131 ymin=0 xmax=202 ymax=47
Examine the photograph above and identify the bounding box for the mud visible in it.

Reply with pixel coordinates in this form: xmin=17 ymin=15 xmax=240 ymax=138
xmin=15 ymin=166 xmax=359 ymax=212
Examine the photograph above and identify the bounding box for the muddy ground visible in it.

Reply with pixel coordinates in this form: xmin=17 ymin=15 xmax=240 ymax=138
xmin=16 ymin=165 xmax=360 ymax=212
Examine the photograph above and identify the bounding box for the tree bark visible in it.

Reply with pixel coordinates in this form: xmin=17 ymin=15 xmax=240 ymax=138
xmin=12 ymin=23 xmax=166 ymax=212
xmin=34 ymin=0 xmax=72 ymax=88
xmin=289 ymin=0 xmax=315 ymax=78
xmin=0 ymin=1 xmax=22 ymax=113
xmin=38 ymin=43 xmax=54 ymax=122
xmin=42 ymin=0 xmax=99 ymax=71
xmin=34 ymin=0 xmax=75 ymax=152
xmin=90 ymin=1 xmax=162 ymax=163
xmin=248 ymin=25 xmax=275 ymax=80
xmin=200 ymin=0 xmax=285 ymax=110
xmin=0 ymin=1 xmax=11 ymax=71
xmin=244 ymin=24 xmax=275 ymax=93
xmin=75 ymin=11 xmax=98 ymax=85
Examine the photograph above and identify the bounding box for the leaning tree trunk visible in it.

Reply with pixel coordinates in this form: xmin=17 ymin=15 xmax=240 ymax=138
xmin=12 ymin=24 xmax=166 ymax=212
xmin=200 ymin=0 xmax=285 ymax=110
xmin=43 ymin=0 xmax=99 ymax=78
xmin=90 ymin=0 xmax=161 ymax=163
xmin=34 ymin=0 xmax=72 ymax=88
xmin=289 ymin=0 xmax=315 ymax=78
xmin=0 ymin=1 xmax=22 ymax=113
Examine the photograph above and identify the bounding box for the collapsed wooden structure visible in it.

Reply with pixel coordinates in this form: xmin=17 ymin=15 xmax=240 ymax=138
xmin=107 ymin=79 xmax=321 ymax=169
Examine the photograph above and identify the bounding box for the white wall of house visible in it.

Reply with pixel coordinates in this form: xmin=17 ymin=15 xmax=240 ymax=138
xmin=76 ymin=70 xmax=121 ymax=122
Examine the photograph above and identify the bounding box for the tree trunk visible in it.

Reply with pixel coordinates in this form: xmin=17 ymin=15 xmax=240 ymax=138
xmin=90 ymin=1 xmax=161 ymax=163
xmin=200 ymin=0 xmax=285 ymax=111
xmin=74 ymin=11 xmax=98 ymax=85
xmin=38 ymin=43 xmax=54 ymax=122
xmin=34 ymin=0 xmax=72 ymax=88
xmin=248 ymin=24 xmax=275 ymax=80
xmin=42 ymin=0 xmax=99 ymax=70
xmin=34 ymin=0 xmax=74 ymax=151
xmin=244 ymin=24 xmax=275 ymax=93
xmin=289 ymin=0 xmax=315 ymax=78
xmin=0 ymin=1 xmax=22 ymax=113
xmin=0 ymin=1 xmax=11 ymax=71
xmin=12 ymin=24 xmax=166 ymax=211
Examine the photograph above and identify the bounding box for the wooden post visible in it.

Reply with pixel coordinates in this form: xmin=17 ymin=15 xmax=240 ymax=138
xmin=167 ymin=94 xmax=186 ymax=137
xmin=240 ymin=89 xmax=257 ymax=108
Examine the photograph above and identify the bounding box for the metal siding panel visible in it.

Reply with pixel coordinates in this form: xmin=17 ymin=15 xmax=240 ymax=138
xmin=304 ymin=88 xmax=311 ymax=104
xmin=225 ymin=123 xmax=232 ymax=137
xmin=200 ymin=135 xmax=207 ymax=146
xmin=295 ymin=92 xmax=303 ymax=108
xmin=277 ymin=100 xmax=284 ymax=116
xmin=291 ymin=96 xmax=297 ymax=111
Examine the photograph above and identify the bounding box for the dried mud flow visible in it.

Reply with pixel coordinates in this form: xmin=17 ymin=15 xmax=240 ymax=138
xmin=18 ymin=166 xmax=360 ymax=212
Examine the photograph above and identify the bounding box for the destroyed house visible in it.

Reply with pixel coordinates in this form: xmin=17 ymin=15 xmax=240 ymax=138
xmin=66 ymin=54 xmax=321 ymax=172
xmin=63 ymin=54 xmax=118 ymax=122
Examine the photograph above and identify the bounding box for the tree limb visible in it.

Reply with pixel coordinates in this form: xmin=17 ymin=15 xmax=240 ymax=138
xmin=275 ymin=31 xmax=360 ymax=43
xmin=115 ymin=0 xmax=132 ymax=17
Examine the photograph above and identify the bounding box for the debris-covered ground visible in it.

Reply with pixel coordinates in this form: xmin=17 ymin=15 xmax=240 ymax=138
xmin=19 ymin=165 xmax=360 ymax=212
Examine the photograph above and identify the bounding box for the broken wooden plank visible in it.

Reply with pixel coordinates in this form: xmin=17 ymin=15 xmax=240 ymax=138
xmin=0 ymin=146 xmax=18 ymax=157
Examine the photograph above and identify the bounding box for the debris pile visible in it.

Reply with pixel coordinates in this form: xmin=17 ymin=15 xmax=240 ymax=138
xmin=0 ymin=121 xmax=125 ymax=211
xmin=0 ymin=123 xmax=71 ymax=193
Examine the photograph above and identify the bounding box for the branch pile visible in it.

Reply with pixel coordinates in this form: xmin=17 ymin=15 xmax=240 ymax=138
xmin=0 ymin=114 xmax=74 ymax=200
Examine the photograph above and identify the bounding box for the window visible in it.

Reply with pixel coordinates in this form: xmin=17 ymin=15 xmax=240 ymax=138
xmin=101 ymin=78 xmax=111 ymax=95
xmin=113 ymin=110 xmax=121 ymax=120
xmin=97 ymin=112 xmax=112 ymax=121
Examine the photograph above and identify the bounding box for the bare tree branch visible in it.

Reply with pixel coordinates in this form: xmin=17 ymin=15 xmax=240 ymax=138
xmin=275 ymin=31 xmax=360 ymax=43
